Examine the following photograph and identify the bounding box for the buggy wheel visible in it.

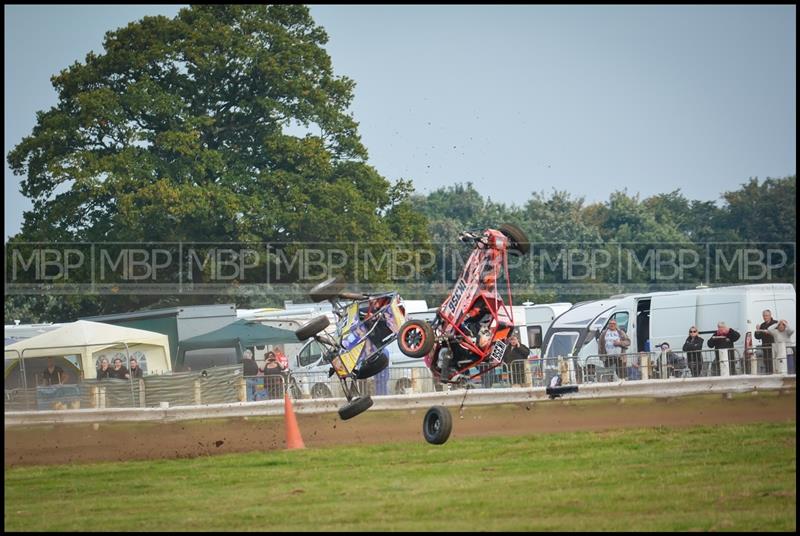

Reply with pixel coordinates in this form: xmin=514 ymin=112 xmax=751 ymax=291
xmin=295 ymin=315 xmax=330 ymax=341
xmin=308 ymin=277 xmax=346 ymax=302
xmin=499 ymin=223 xmax=530 ymax=255
xmin=338 ymin=396 xmax=373 ymax=420
xmin=356 ymin=353 xmax=389 ymax=379
xmin=311 ymin=383 xmax=333 ymax=399
xmin=398 ymin=320 xmax=435 ymax=358
xmin=422 ymin=406 xmax=453 ymax=445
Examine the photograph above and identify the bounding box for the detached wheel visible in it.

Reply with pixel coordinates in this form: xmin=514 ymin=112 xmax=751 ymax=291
xmin=499 ymin=223 xmax=530 ymax=255
xmin=356 ymin=353 xmax=389 ymax=379
xmin=338 ymin=396 xmax=373 ymax=420
xmin=296 ymin=315 xmax=330 ymax=341
xmin=423 ymin=406 xmax=453 ymax=445
xmin=309 ymin=277 xmax=345 ymax=302
xmin=398 ymin=320 xmax=435 ymax=358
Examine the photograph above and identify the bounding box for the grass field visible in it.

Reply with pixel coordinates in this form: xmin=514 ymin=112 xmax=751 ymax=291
xmin=4 ymin=421 xmax=796 ymax=532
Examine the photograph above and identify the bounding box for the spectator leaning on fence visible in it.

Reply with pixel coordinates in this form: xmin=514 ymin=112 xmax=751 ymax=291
xmin=682 ymin=326 xmax=704 ymax=377
xmin=97 ymin=358 xmax=112 ymax=380
xmin=129 ymin=357 xmax=143 ymax=379
xmin=707 ymin=322 xmax=740 ymax=372
xmin=598 ymin=319 xmax=630 ymax=377
xmin=707 ymin=322 xmax=741 ymax=350
xmin=755 ymin=309 xmax=778 ymax=374
xmin=767 ymin=320 xmax=794 ymax=374
xmin=110 ymin=358 xmax=130 ymax=380
xmin=767 ymin=319 xmax=794 ymax=343
xmin=42 ymin=357 xmax=65 ymax=386
xmin=262 ymin=352 xmax=285 ymax=399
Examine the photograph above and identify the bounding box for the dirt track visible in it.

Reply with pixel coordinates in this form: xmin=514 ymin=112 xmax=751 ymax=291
xmin=4 ymin=392 xmax=795 ymax=467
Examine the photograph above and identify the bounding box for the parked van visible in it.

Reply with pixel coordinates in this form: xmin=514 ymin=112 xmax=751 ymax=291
xmin=543 ymin=284 xmax=796 ymax=372
xmin=580 ymin=284 xmax=796 ymax=357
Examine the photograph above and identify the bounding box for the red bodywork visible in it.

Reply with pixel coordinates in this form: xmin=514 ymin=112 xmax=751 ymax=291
xmin=424 ymin=229 xmax=516 ymax=382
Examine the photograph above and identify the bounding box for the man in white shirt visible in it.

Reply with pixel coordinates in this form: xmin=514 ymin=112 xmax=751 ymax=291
xmin=598 ymin=319 xmax=630 ymax=380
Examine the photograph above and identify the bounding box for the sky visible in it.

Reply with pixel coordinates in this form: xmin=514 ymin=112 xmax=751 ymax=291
xmin=4 ymin=4 xmax=796 ymax=240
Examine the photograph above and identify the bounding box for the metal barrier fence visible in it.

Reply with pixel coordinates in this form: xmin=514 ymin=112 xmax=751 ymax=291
xmin=5 ymin=365 xmax=243 ymax=411
xmin=5 ymin=344 xmax=795 ymax=413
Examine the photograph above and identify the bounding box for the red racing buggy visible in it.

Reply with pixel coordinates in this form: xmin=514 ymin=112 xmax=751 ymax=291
xmin=396 ymin=223 xmax=529 ymax=444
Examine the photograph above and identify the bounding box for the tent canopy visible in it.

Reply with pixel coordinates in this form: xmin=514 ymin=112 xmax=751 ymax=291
xmin=4 ymin=320 xmax=171 ymax=379
xmin=176 ymin=319 xmax=297 ymax=367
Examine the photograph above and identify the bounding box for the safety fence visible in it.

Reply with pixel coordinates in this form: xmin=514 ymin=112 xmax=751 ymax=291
xmin=4 ymin=365 xmax=243 ymax=412
xmin=5 ymin=345 xmax=795 ymax=413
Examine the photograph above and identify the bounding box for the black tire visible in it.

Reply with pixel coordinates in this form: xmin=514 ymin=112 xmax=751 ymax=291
xmin=308 ymin=277 xmax=345 ymax=302
xmin=311 ymin=383 xmax=333 ymax=399
xmin=398 ymin=320 xmax=436 ymax=358
xmin=338 ymin=396 xmax=373 ymax=420
xmin=355 ymin=353 xmax=389 ymax=379
xmin=296 ymin=315 xmax=330 ymax=341
xmin=499 ymin=223 xmax=530 ymax=255
xmin=422 ymin=406 xmax=453 ymax=445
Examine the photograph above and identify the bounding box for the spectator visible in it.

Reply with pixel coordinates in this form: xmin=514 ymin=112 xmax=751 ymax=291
xmin=754 ymin=309 xmax=778 ymax=374
xmin=242 ymin=349 xmax=259 ymax=402
xmin=272 ymin=345 xmax=289 ymax=370
xmin=625 ymin=352 xmax=642 ymax=381
xmin=768 ymin=320 xmax=795 ymax=373
xmin=598 ymin=318 xmax=630 ymax=379
xmin=97 ymin=358 xmax=112 ymax=380
xmin=128 ymin=357 xmax=144 ymax=379
xmin=41 ymin=357 xmax=65 ymax=386
xmin=767 ymin=319 xmax=795 ymax=343
xmin=262 ymin=352 xmax=285 ymax=399
xmin=707 ymin=322 xmax=741 ymax=374
xmin=503 ymin=332 xmax=530 ymax=385
xmin=659 ymin=342 xmax=689 ymax=377
xmin=109 ymin=358 xmax=129 ymax=380
xmin=682 ymin=326 xmax=705 ymax=377
xmin=374 ymin=350 xmax=391 ymax=396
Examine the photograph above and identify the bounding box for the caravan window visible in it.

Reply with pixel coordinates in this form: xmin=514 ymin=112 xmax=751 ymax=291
xmin=546 ymin=332 xmax=580 ymax=358
xmin=527 ymin=326 xmax=543 ymax=350
xmin=297 ymin=341 xmax=323 ymax=368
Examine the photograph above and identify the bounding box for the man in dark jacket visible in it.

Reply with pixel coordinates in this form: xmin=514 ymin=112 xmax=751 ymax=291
xmin=682 ymin=326 xmax=705 ymax=377
xmin=707 ymin=322 xmax=741 ymax=375
xmin=754 ymin=309 xmax=778 ymax=374
xmin=502 ymin=333 xmax=530 ymax=385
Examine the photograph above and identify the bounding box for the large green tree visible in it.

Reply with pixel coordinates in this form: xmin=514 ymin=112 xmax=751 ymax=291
xmin=7 ymin=5 xmax=427 ymax=318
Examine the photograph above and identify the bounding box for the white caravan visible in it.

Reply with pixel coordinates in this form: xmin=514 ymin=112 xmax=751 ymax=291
xmin=511 ymin=303 xmax=573 ymax=357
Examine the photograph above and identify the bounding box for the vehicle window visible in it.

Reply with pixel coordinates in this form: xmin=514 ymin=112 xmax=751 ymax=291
xmin=527 ymin=326 xmax=543 ymax=349
xmin=297 ymin=341 xmax=323 ymax=368
xmin=546 ymin=332 xmax=579 ymax=358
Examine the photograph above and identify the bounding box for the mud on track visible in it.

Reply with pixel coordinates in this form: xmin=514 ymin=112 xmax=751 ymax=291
xmin=5 ymin=392 xmax=795 ymax=467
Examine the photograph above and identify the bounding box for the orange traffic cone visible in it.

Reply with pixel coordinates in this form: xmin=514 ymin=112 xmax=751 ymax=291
xmin=284 ymin=392 xmax=305 ymax=450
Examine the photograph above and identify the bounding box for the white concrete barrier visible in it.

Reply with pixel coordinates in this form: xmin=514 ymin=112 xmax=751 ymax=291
xmin=4 ymin=375 xmax=795 ymax=428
